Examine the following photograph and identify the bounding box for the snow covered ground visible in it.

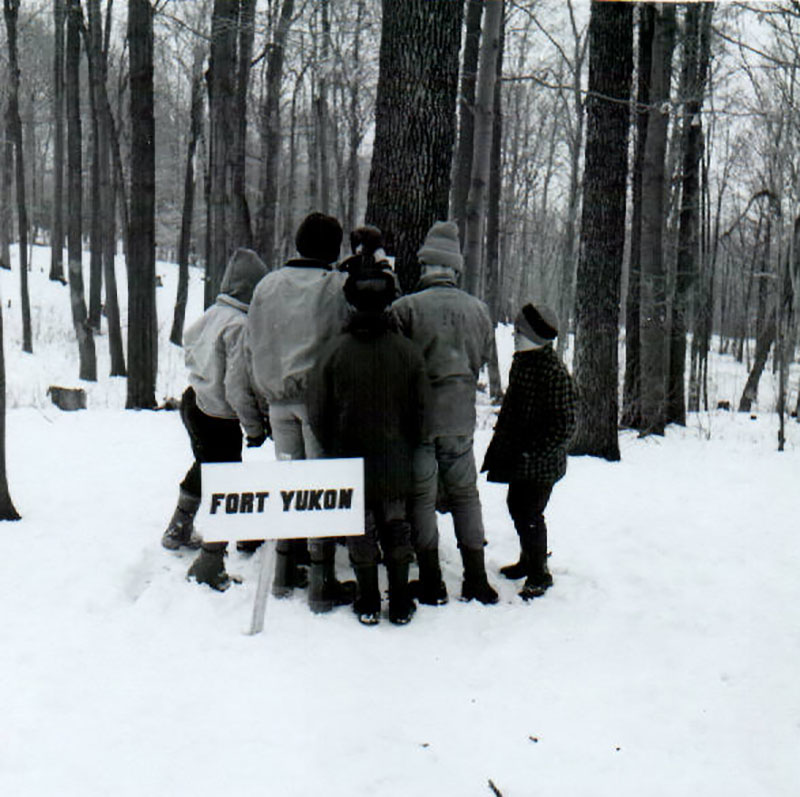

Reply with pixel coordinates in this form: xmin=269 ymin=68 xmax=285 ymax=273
xmin=1 ymin=247 xmax=799 ymax=796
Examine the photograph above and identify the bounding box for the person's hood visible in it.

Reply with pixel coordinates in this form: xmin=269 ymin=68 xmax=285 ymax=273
xmin=219 ymin=248 xmax=268 ymax=305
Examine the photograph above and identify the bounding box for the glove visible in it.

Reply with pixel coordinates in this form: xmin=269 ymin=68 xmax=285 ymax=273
xmin=247 ymin=431 xmax=267 ymax=448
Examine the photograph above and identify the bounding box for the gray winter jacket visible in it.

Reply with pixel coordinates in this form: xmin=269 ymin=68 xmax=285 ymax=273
xmin=392 ymin=273 xmax=494 ymax=437
xmin=184 ymin=249 xmax=268 ymax=438
xmin=246 ymin=258 xmax=350 ymax=405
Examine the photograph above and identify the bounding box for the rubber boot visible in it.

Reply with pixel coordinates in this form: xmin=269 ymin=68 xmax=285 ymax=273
xmin=353 ymin=564 xmax=381 ymax=625
xmin=187 ymin=542 xmax=230 ymax=591
xmin=518 ymin=523 xmax=552 ymax=600
xmin=272 ymin=540 xmax=309 ymax=598
xmin=499 ymin=548 xmax=529 ymax=580
xmin=162 ymin=488 xmax=202 ymax=550
xmin=387 ymin=559 xmax=416 ymax=625
xmin=409 ymin=548 xmax=448 ymax=606
xmin=308 ymin=541 xmax=356 ymax=614
xmin=459 ymin=547 xmax=499 ymax=605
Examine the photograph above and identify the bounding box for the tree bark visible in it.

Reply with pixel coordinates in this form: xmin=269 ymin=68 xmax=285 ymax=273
xmin=638 ymin=3 xmax=676 ymax=436
xmin=366 ymin=0 xmax=464 ymax=292
xmin=126 ymin=0 xmax=156 ymax=408
xmin=67 ymin=0 xmax=97 ymax=381
xmin=232 ymin=0 xmax=255 ymax=250
xmin=570 ymin=0 xmax=633 ymax=461
xmin=463 ymin=0 xmax=503 ymax=299
xmin=0 ymin=300 xmax=19 ymax=520
xmin=50 ymin=0 xmax=66 ymax=283
xmin=4 ymin=0 xmax=33 ymax=355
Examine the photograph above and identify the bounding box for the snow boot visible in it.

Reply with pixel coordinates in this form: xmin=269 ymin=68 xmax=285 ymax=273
xmin=162 ymin=488 xmax=202 ymax=550
xmin=187 ymin=543 xmax=231 ymax=591
xmin=308 ymin=541 xmax=356 ymax=614
xmin=519 ymin=557 xmax=553 ymax=601
xmin=499 ymin=549 xmax=529 ymax=580
xmin=271 ymin=541 xmax=309 ymax=598
xmin=353 ymin=564 xmax=381 ymax=626
xmin=409 ymin=549 xmax=448 ymax=606
xmin=387 ymin=560 xmax=416 ymax=625
xmin=459 ymin=547 xmax=499 ymax=605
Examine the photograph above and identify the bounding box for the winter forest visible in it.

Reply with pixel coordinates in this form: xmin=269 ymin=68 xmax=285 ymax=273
xmin=1 ymin=1 xmax=798 ymax=796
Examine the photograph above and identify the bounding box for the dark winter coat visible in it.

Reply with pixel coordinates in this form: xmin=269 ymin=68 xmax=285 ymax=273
xmin=481 ymin=345 xmax=577 ymax=485
xmin=306 ymin=312 xmax=427 ymax=504
xmin=392 ymin=273 xmax=493 ymax=437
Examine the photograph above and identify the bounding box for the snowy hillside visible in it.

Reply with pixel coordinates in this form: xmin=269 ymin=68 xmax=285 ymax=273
xmin=1 ymin=247 xmax=799 ymax=797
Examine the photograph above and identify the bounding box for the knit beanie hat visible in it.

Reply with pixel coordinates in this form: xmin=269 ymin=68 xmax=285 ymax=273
xmin=417 ymin=220 xmax=463 ymax=272
xmin=295 ymin=212 xmax=343 ymax=264
xmin=514 ymin=302 xmax=559 ymax=346
xmin=344 ymin=267 xmax=397 ymax=313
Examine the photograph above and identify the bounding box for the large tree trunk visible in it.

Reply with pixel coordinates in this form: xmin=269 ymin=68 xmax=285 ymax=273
xmin=621 ymin=3 xmax=655 ymax=430
xmin=667 ymin=2 xmax=713 ymax=427
xmin=66 ymin=0 xmax=96 ymax=381
xmin=50 ymin=0 xmax=66 ymax=283
xmin=86 ymin=0 xmax=103 ymax=331
xmin=0 ymin=301 xmax=19 ymax=521
xmin=205 ymin=0 xmax=239 ymax=306
xmin=126 ymin=0 xmax=156 ymax=408
xmin=365 ymin=0 xmax=464 ymax=292
xmin=570 ymin=0 xmax=633 ymax=461
xmin=316 ymin=0 xmax=332 ymax=215
xmin=345 ymin=0 xmax=365 ymax=235
xmin=451 ymin=0 xmax=483 ymax=243
xmin=638 ymin=3 xmax=676 ymax=436
xmin=4 ymin=0 xmax=32 ymax=355
xmin=171 ymin=46 xmax=205 ymax=347
xmin=0 ymin=124 xmax=11 ymax=271
xmin=463 ymin=0 xmax=503 ymax=298
xmin=256 ymin=0 xmax=294 ymax=266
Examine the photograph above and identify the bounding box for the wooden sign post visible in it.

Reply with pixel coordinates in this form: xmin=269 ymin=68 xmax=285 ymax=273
xmin=200 ymin=458 xmax=365 ymax=634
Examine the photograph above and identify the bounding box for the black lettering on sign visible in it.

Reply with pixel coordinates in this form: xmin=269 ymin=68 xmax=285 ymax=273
xmin=256 ymin=492 xmax=269 ymax=512
xmin=338 ymin=489 xmax=353 ymax=509
xmin=324 ymin=490 xmax=337 ymax=509
xmin=281 ymin=491 xmax=294 ymax=512
xmin=240 ymin=493 xmax=254 ymax=513
xmin=210 ymin=494 xmax=225 ymax=514
xmin=308 ymin=490 xmax=323 ymax=510
xmin=225 ymin=494 xmax=239 ymax=514
xmin=295 ymin=490 xmax=309 ymax=511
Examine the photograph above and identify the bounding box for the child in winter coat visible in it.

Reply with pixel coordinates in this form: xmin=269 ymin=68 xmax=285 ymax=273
xmin=162 ymin=248 xmax=269 ymax=592
xmin=481 ymin=302 xmax=577 ymax=600
xmin=306 ymin=261 xmax=427 ymax=625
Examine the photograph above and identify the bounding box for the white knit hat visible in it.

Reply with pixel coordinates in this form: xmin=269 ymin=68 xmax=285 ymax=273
xmin=417 ymin=220 xmax=463 ymax=272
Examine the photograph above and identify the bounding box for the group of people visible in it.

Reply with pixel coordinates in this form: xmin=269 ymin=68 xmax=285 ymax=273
xmin=162 ymin=211 xmax=578 ymax=626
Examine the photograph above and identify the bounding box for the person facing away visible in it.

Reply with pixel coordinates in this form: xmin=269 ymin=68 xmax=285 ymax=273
xmin=162 ymin=247 xmax=269 ymax=592
xmin=392 ymin=220 xmax=499 ymax=606
xmin=307 ymin=261 xmax=427 ymax=625
xmin=246 ymin=211 xmax=355 ymax=612
xmin=481 ymin=302 xmax=578 ymax=600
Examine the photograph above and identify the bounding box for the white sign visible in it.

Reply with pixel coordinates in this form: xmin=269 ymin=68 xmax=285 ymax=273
xmin=199 ymin=458 xmax=365 ymax=543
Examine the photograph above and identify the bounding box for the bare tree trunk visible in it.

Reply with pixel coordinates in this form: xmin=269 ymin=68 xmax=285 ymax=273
xmin=345 ymin=0 xmax=365 ymax=234
xmin=171 ymin=46 xmax=205 ymax=346
xmin=256 ymin=0 xmax=294 ymax=266
xmin=639 ymin=3 xmax=676 ymax=436
xmin=0 ymin=128 xmax=11 ymax=271
xmin=317 ymin=0 xmax=332 ymax=214
xmin=366 ymin=0 xmax=463 ymax=292
xmin=67 ymin=0 xmax=96 ymax=381
xmin=126 ymin=0 xmax=156 ymax=408
xmin=463 ymin=0 xmax=503 ymax=299
xmin=451 ymin=0 xmax=483 ymax=242
xmin=571 ymin=0 xmax=633 ymax=461
xmin=50 ymin=0 xmax=66 ymax=283
xmin=3 ymin=0 xmax=32 ymax=354
xmin=0 ymin=301 xmax=19 ymax=520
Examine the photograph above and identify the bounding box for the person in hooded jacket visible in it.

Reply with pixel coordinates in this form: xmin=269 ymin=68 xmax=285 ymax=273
xmin=246 ymin=212 xmax=355 ymax=612
xmin=481 ymin=302 xmax=577 ymax=600
xmin=392 ymin=220 xmax=499 ymax=606
xmin=307 ymin=262 xmax=427 ymax=625
xmin=162 ymin=248 xmax=269 ymax=592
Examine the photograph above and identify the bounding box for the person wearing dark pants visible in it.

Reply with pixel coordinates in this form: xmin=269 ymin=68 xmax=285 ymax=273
xmin=482 ymin=302 xmax=577 ymax=600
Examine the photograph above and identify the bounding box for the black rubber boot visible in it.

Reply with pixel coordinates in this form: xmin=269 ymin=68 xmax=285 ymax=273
xmin=353 ymin=565 xmax=381 ymax=625
xmin=499 ymin=549 xmax=529 ymax=580
xmin=409 ymin=549 xmax=448 ymax=606
xmin=271 ymin=542 xmax=309 ymax=598
xmin=187 ymin=543 xmax=230 ymax=591
xmin=387 ymin=560 xmax=416 ymax=625
xmin=519 ymin=556 xmax=553 ymax=600
xmin=162 ymin=489 xmax=202 ymax=550
xmin=308 ymin=541 xmax=356 ymax=614
xmin=460 ymin=547 xmax=499 ymax=605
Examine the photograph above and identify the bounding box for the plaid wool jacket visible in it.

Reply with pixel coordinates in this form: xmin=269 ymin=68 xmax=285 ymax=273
xmin=481 ymin=345 xmax=578 ymax=485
